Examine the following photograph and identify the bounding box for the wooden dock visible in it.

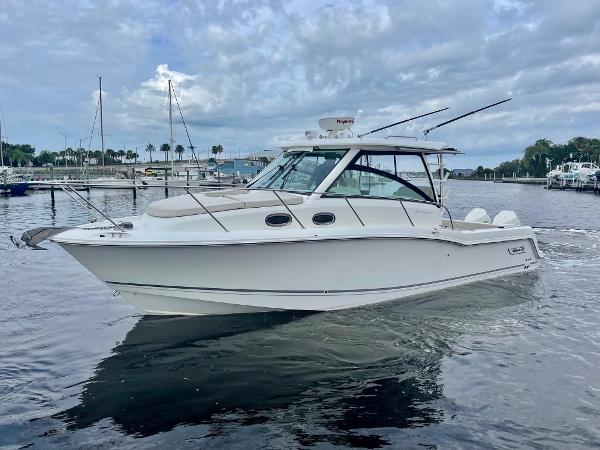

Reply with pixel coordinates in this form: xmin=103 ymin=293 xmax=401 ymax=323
xmin=497 ymin=177 xmax=547 ymax=185
xmin=547 ymin=177 xmax=600 ymax=194
xmin=29 ymin=180 xmax=236 ymax=191
xmin=492 ymin=176 xmax=600 ymax=194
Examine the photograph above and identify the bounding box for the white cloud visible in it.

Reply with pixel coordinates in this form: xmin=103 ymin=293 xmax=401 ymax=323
xmin=0 ymin=0 xmax=599 ymax=166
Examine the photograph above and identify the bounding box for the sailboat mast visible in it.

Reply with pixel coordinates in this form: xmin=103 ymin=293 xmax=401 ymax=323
xmin=0 ymin=115 xmax=3 ymax=167
xmin=99 ymin=76 xmax=105 ymax=167
xmin=168 ymin=79 xmax=175 ymax=176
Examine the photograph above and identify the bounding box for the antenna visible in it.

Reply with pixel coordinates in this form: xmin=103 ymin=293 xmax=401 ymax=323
xmin=168 ymin=79 xmax=175 ymax=176
xmin=99 ymin=76 xmax=105 ymax=167
xmin=423 ymin=98 xmax=511 ymax=137
xmin=358 ymin=107 xmax=448 ymax=138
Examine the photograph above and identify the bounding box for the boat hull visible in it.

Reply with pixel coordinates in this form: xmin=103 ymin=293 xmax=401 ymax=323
xmin=1 ymin=181 xmax=29 ymax=195
xmin=58 ymin=235 xmax=540 ymax=315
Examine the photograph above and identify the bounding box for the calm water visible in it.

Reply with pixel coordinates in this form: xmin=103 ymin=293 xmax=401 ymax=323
xmin=1 ymin=181 xmax=600 ymax=449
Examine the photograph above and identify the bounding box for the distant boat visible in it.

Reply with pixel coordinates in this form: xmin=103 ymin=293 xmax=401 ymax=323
xmin=1 ymin=167 xmax=29 ymax=195
xmin=558 ymin=162 xmax=599 ymax=183
xmin=0 ymin=109 xmax=29 ymax=195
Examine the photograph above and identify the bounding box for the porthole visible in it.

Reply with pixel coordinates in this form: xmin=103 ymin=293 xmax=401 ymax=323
xmin=312 ymin=212 xmax=336 ymax=226
xmin=265 ymin=213 xmax=292 ymax=227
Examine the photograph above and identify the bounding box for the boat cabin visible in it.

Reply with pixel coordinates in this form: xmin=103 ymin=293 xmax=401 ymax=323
xmin=143 ymin=118 xmax=459 ymax=232
xmin=249 ymin=136 xmax=457 ymax=204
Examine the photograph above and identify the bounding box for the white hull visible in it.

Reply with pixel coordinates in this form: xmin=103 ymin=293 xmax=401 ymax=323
xmin=48 ymin=133 xmax=541 ymax=317
xmin=59 ymin=233 xmax=540 ymax=315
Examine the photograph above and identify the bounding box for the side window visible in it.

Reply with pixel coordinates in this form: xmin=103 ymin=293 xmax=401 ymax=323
xmin=327 ymin=152 xmax=435 ymax=202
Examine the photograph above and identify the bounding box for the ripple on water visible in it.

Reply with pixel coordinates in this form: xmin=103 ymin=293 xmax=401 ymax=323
xmin=1 ymin=182 xmax=600 ymax=448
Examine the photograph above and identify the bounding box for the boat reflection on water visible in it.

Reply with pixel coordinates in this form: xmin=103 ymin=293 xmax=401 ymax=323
xmin=57 ymin=275 xmax=536 ymax=447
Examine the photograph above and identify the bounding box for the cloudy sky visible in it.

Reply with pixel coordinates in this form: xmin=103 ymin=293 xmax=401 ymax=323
xmin=0 ymin=0 xmax=599 ymax=167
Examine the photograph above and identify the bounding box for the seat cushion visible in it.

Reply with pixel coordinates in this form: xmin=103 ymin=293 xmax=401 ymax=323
xmin=224 ymin=190 xmax=304 ymax=208
xmin=204 ymin=188 xmax=249 ymax=198
xmin=146 ymin=193 xmax=244 ymax=218
xmin=146 ymin=190 xmax=304 ymax=218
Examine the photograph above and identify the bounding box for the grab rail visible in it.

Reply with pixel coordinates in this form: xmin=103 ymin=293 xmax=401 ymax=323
xmin=189 ymin=186 xmax=454 ymax=230
xmin=59 ymin=184 xmax=125 ymax=231
xmin=53 ymin=181 xmax=455 ymax=233
xmin=58 ymin=184 xmax=98 ymax=221
xmin=342 ymin=195 xmax=365 ymax=226
xmin=438 ymin=202 xmax=454 ymax=230
xmin=398 ymin=199 xmax=415 ymax=226
xmin=272 ymin=190 xmax=305 ymax=229
xmin=183 ymin=187 xmax=229 ymax=232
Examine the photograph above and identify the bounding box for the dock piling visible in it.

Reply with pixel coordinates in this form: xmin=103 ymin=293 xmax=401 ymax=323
xmin=50 ymin=166 xmax=55 ymax=202
xmin=131 ymin=167 xmax=137 ymax=201
xmin=164 ymin=168 xmax=169 ymax=197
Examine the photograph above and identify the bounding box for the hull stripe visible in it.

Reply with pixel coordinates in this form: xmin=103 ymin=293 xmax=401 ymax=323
xmin=106 ymin=263 xmax=529 ymax=295
xmin=56 ymin=235 xmax=536 ymax=249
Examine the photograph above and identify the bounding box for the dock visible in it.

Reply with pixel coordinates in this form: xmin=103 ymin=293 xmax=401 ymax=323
xmin=488 ymin=175 xmax=600 ymax=195
xmin=546 ymin=177 xmax=600 ymax=194
xmin=28 ymin=180 xmax=236 ymax=191
xmin=497 ymin=177 xmax=547 ymax=185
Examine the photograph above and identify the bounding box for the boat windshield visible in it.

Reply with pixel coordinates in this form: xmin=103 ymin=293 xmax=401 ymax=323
xmin=248 ymin=150 xmax=347 ymax=192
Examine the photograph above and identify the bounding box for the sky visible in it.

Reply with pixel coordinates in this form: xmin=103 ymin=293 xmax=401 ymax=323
xmin=0 ymin=0 xmax=599 ymax=168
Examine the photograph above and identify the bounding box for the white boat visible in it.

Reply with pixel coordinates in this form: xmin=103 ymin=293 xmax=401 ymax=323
xmin=574 ymin=162 xmax=599 ymax=182
xmin=556 ymin=162 xmax=599 ymax=184
xmin=49 ymin=117 xmax=541 ymax=316
xmin=546 ymin=164 xmax=570 ymax=180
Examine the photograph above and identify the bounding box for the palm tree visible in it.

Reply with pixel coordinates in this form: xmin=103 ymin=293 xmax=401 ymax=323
xmin=118 ymin=149 xmax=126 ymax=163
xmin=145 ymin=143 xmax=155 ymax=163
xmin=211 ymin=144 xmax=223 ymax=160
xmin=175 ymin=144 xmax=185 ymax=161
xmin=65 ymin=147 xmax=74 ymax=166
xmin=126 ymin=150 xmax=134 ymax=163
xmin=133 ymin=152 xmax=139 ymax=164
xmin=77 ymin=147 xmax=85 ymax=166
xmin=160 ymin=143 xmax=170 ymax=162
xmin=211 ymin=144 xmax=224 ymax=181
xmin=106 ymin=148 xmax=115 ymax=163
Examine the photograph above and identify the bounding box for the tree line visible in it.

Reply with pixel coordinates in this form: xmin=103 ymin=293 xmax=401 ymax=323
xmin=0 ymin=141 xmax=217 ymax=167
xmin=469 ymin=137 xmax=600 ymax=178
xmin=6 ymin=135 xmax=596 ymax=174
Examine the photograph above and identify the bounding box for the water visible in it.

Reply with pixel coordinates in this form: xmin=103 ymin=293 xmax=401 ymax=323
xmin=1 ymin=181 xmax=600 ymax=449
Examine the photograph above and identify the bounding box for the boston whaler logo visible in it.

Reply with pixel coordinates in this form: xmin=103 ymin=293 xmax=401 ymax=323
xmin=508 ymin=245 xmax=525 ymax=255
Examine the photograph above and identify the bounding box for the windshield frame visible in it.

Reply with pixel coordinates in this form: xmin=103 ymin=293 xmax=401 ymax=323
xmin=323 ymin=150 xmax=437 ymax=203
xmin=247 ymin=149 xmax=349 ymax=193
xmin=246 ymin=151 xmax=300 ymax=188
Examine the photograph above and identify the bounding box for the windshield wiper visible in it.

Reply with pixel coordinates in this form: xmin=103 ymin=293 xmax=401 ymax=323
xmin=265 ymin=153 xmax=304 ymax=188
xmin=276 ymin=158 xmax=305 ymax=187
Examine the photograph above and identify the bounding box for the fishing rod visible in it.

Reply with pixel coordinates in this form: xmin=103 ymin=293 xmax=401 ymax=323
xmin=423 ymin=98 xmax=512 ymax=137
xmin=358 ymin=107 xmax=449 ymax=138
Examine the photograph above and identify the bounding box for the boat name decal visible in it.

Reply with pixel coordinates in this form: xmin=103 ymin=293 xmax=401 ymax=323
xmin=508 ymin=245 xmax=525 ymax=255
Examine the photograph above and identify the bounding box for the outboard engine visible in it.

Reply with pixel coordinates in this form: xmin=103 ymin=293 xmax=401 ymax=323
xmin=493 ymin=210 xmax=521 ymax=226
xmin=464 ymin=208 xmax=491 ymax=224
xmin=595 ymin=170 xmax=600 ymax=182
